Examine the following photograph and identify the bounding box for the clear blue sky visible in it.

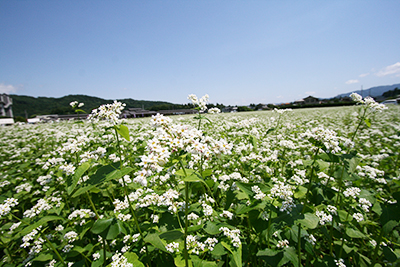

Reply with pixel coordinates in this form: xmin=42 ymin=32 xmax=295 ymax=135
xmin=1 ymin=0 xmax=400 ymax=105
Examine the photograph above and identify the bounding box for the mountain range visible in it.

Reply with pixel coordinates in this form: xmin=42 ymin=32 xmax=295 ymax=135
xmin=334 ymin=83 xmax=400 ymax=99
xmin=9 ymin=94 xmax=183 ymax=118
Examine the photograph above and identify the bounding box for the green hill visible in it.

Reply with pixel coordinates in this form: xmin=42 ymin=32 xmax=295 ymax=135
xmin=10 ymin=94 xmax=185 ymax=118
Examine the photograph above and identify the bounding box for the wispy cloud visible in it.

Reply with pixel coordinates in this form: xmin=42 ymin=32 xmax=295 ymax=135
xmin=359 ymin=73 xmax=369 ymax=78
xmin=345 ymin=79 xmax=359 ymax=84
xmin=376 ymin=62 xmax=400 ymax=77
xmin=305 ymin=91 xmax=315 ymax=95
xmin=276 ymin=95 xmax=283 ymax=98
xmin=0 ymin=83 xmax=19 ymax=94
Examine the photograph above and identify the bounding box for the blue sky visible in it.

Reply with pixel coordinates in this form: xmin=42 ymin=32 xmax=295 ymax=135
xmin=1 ymin=0 xmax=400 ymax=105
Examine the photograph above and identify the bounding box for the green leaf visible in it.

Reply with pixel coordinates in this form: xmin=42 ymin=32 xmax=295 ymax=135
xmin=175 ymin=169 xmax=195 ymax=177
xmin=235 ymin=182 xmax=255 ymax=198
xmin=204 ymin=221 xmax=221 ymax=235
xmin=192 ymin=257 xmax=218 ymax=267
xmin=383 ymin=246 xmax=398 ymax=262
xmin=364 ymin=118 xmax=371 ymax=127
xmin=383 ymin=220 xmax=399 ymax=235
xmin=88 ymin=164 xmax=132 ymax=186
xmin=67 ymin=162 xmax=90 ymax=195
xmin=283 ymin=247 xmax=298 ymax=267
xmin=91 ymin=218 xmax=125 ymax=240
xmin=346 ymin=227 xmax=365 ymax=238
xmin=159 ymin=230 xmax=184 ymax=241
xmin=124 ymin=252 xmax=145 ymax=267
xmin=256 ymin=249 xmax=283 ymax=267
xmin=202 ymin=169 xmax=213 ymax=178
xmin=116 ymin=125 xmax=130 ymax=141
xmin=296 ymin=213 xmax=319 ymax=229
xmin=20 ymin=216 xmax=63 ymax=235
xmin=89 ymin=164 xmax=119 ymax=185
xmin=72 ymin=185 xmax=96 ymax=198
xmin=221 ymin=241 xmax=242 ymax=267
xmin=32 ymin=253 xmax=53 ymax=262
xmin=294 ymin=186 xmax=307 ymax=199
xmin=174 ymin=254 xmax=193 ymax=267
xmin=144 ymin=233 xmax=167 ymax=252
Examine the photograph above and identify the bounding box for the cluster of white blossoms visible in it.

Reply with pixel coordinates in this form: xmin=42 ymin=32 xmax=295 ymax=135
xmin=134 ymin=113 xmax=233 ymax=187
xmin=273 ymin=108 xmax=293 ymax=114
xmin=219 ymin=227 xmax=241 ymax=247
xmin=356 ymin=165 xmax=386 ymax=184
xmin=165 ymin=242 xmax=180 ymax=253
xmin=64 ymin=231 xmax=78 ymax=243
xmin=352 ymin=212 xmax=364 ymax=222
xmin=268 ymin=180 xmax=296 ymax=213
xmin=343 ymin=187 xmax=361 ymax=198
xmin=88 ymin=100 xmax=126 ymax=124
xmin=23 ymin=197 xmax=62 ymax=218
xmin=316 ymin=210 xmax=333 ymax=225
xmin=70 ymin=101 xmax=84 ymax=108
xmin=68 ymin=209 xmax=96 ymax=225
xmin=186 ymin=235 xmax=219 ymax=255
xmin=188 ymin=94 xmax=209 ymax=112
xmin=21 ymin=226 xmax=42 ymax=249
xmin=350 ymin=93 xmax=388 ymax=112
xmin=110 ymin=251 xmax=133 ymax=267
xmin=334 ymin=258 xmax=346 ymax=267
xmin=301 ymin=127 xmax=353 ymax=153
xmin=358 ymin=198 xmax=372 ymax=212
xmin=251 ymin=185 xmax=266 ymax=200
xmin=276 ymin=239 xmax=290 ymax=248
xmin=0 ymin=198 xmax=18 ymax=217
xmin=208 ymin=107 xmax=221 ymax=114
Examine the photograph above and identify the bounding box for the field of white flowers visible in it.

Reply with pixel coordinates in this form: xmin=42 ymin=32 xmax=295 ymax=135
xmin=1 ymin=94 xmax=399 ymax=267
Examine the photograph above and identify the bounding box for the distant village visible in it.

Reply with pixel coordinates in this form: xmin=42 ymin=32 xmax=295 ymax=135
xmin=1 ymin=92 xmax=399 ymax=125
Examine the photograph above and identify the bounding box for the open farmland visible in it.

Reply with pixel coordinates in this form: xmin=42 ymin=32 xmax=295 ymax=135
xmin=1 ymin=100 xmax=400 ymax=266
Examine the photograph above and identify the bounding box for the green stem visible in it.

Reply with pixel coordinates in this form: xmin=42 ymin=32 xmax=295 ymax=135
xmin=86 ymin=191 xmax=100 ymax=218
xmin=179 ymin=159 xmax=190 ymax=267
xmin=372 ymin=229 xmax=384 ymax=265
xmin=302 ymin=149 xmax=319 ymax=213
xmin=184 ymin=182 xmax=189 ymax=267
xmin=42 ymin=233 xmax=66 ymax=266
xmin=114 ymin=127 xmax=124 ymax=170
xmin=102 ymin=237 xmax=107 ymax=267
xmin=351 ymin=107 xmax=368 ymax=143
xmin=297 ymin=223 xmax=301 ymax=267
xmin=266 ymin=209 xmax=272 ymax=248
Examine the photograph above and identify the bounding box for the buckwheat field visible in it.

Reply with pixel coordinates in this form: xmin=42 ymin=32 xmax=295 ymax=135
xmin=1 ymin=94 xmax=399 ymax=267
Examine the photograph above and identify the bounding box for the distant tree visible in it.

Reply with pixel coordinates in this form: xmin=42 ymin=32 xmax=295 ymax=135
xmin=382 ymin=87 xmax=400 ymax=98
xmin=14 ymin=116 xmax=27 ymax=123
xmin=237 ymin=106 xmax=253 ymax=112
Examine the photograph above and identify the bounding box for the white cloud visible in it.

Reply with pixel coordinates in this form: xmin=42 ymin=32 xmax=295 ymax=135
xmin=359 ymin=73 xmax=369 ymax=78
xmin=376 ymin=62 xmax=400 ymax=77
xmin=305 ymin=91 xmax=315 ymax=95
xmin=276 ymin=95 xmax=283 ymax=98
xmin=0 ymin=83 xmax=18 ymax=94
xmin=345 ymin=79 xmax=359 ymax=84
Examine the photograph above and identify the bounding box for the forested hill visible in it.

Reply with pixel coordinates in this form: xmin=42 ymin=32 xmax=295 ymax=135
xmin=10 ymin=94 xmax=186 ymax=118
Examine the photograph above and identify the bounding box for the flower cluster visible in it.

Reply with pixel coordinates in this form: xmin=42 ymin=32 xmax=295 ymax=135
xmin=350 ymin=93 xmax=388 ymax=112
xmin=88 ymin=100 xmax=126 ymax=124
xmin=0 ymin=198 xmax=18 ymax=217
xmin=219 ymin=227 xmax=241 ymax=247
xmin=188 ymin=94 xmax=209 ymax=112
xmin=70 ymin=101 xmax=84 ymax=108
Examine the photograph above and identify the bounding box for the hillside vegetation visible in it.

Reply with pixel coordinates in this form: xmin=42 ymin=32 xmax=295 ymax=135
xmin=10 ymin=94 xmax=183 ymax=117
